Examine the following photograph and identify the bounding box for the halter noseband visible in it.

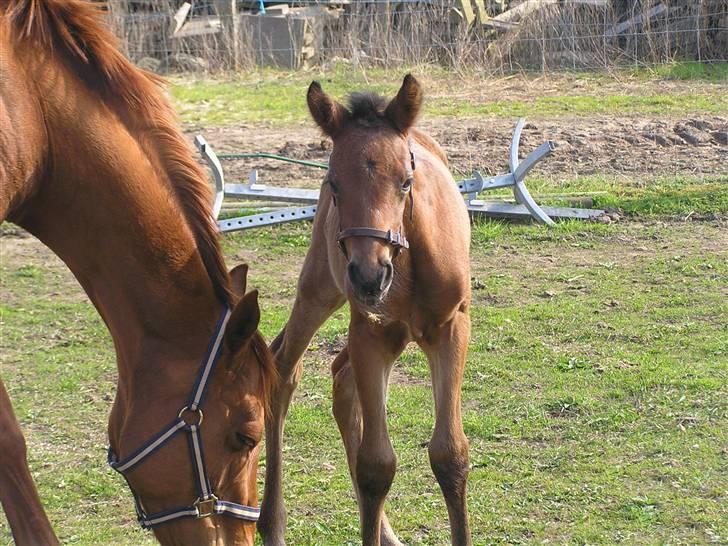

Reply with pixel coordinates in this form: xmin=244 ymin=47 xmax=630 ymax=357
xmin=108 ymin=308 xmax=261 ymax=529
xmin=334 ymin=142 xmax=416 ymax=259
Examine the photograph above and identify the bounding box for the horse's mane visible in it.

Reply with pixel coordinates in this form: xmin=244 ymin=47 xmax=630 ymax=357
xmin=3 ymin=0 xmax=233 ymax=306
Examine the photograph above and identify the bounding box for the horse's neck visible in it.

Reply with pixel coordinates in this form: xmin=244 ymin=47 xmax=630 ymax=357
xmin=13 ymin=61 xmax=220 ymax=369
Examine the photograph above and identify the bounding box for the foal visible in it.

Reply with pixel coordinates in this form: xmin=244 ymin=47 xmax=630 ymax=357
xmin=259 ymin=75 xmax=472 ymax=545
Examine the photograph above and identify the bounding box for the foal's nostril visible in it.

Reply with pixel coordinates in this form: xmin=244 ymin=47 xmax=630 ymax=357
xmin=347 ymin=262 xmax=360 ymax=286
xmin=380 ymin=261 xmax=393 ymax=290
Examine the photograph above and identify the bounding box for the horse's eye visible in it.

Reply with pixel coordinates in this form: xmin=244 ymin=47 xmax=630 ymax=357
xmin=231 ymin=432 xmax=258 ymax=452
xmin=401 ymin=177 xmax=414 ymax=193
xmin=328 ymin=179 xmax=339 ymax=194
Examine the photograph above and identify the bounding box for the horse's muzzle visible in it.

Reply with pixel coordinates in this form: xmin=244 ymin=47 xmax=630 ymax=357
xmin=347 ymin=259 xmax=393 ymax=305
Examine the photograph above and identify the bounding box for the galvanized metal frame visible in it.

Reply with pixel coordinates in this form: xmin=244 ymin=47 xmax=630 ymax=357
xmin=194 ymin=119 xmax=604 ymax=233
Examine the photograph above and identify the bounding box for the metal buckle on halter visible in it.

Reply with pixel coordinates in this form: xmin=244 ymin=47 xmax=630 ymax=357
xmin=194 ymin=495 xmax=218 ymax=518
xmin=387 ymin=229 xmax=406 ymax=248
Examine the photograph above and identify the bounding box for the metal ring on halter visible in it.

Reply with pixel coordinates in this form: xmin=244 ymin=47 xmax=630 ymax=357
xmin=178 ymin=406 xmax=204 ymax=427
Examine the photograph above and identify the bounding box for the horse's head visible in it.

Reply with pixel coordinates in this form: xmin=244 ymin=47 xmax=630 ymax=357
xmin=308 ymin=74 xmax=423 ymax=306
xmin=108 ymin=264 xmax=274 ymax=545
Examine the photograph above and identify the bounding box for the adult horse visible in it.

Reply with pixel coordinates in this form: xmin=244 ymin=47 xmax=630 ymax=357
xmin=259 ymin=75 xmax=472 ymax=545
xmin=0 ymin=1 xmax=275 ymax=544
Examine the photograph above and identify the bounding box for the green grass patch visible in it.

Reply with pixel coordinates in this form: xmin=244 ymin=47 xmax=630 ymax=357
xmin=2 ymin=218 xmax=727 ymax=544
xmin=170 ymin=64 xmax=728 ymax=126
xmin=428 ymin=93 xmax=727 ymax=118
xmin=631 ymin=61 xmax=728 ymax=82
xmin=471 ymin=174 xmax=728 ymax=217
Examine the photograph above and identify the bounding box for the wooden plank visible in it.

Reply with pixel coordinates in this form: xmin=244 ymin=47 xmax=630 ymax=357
xmin=564 ymin=0 xmax=608 ymax=5
xmin=171 ymin=2 xmax=191 ymax=35
xmin=473 ymin=0 xmax=489 ymax=24
xmin=495 ymin=0 xmax=557 ymax=23
xmin=481 ymin=0 xmax=604 ymax=30
xmin=457 ymin=0 xmax=476 ymax=25
xmin=606 ymin=3 xmax=668 ymax=37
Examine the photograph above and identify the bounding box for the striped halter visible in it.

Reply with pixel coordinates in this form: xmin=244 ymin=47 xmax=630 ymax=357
xmin=108 ymin=308 xmax=260 ymax=528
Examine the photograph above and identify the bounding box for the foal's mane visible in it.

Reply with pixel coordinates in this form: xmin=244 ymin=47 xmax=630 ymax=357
xmin=347 ymin=92 xmax=391 ymax=128
xmin=3 ymin=0 xmax=233 ymax=306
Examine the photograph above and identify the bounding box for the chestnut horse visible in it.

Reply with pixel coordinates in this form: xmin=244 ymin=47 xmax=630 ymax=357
xmin=0 ymin=1 xmax=275 ymax=544
xmin=259 ymin=75 xmax=472 ymax=545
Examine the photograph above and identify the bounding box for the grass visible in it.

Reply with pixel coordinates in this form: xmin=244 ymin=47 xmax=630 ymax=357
xmin=1 ymin=214 xmax=727 ymax=544
xmin=2 ymin=64 xmax=727 ymax=544
xmin=631 ymin=61 xmax=728 ymax=82
xmin=170 ymin=62 xmax=728 ymax=126
xmin=480 ymin=174 xmax=728 ymax=217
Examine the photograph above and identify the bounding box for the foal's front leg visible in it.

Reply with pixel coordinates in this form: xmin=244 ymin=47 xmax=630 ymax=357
xmin=347 ymin=314 xmax=408 ymax=546
xmin=420 ymin=309 xmax=472 ymax=546
xmin=0 ymin=379 xmax=59 ymax=545
xmin=332 ymin=340 xmax=407 ymax=546
xmin=259 ymin=205 xmax=345 ymax=545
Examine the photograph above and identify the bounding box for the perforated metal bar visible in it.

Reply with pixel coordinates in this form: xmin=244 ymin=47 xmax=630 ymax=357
xmin=217 ymin=205 xmax=318 ymax=233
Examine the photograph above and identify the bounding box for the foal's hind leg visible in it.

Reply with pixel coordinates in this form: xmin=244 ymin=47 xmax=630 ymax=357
xmin=346 ymin=316 xmax=409 ymax=546
xmin=419 ymin=310 xmax=472 ymax=546
xmin=0 ymin=379 xmax=59 ymax=545
xmin=332 ymin=346 xmax=404 ymax=546
xmin=258 ymin=229 xmax=345 ymax=544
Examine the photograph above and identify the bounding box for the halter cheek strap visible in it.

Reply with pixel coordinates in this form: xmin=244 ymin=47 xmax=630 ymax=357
xmin=108 ymin=308 xmax=261 ymax=529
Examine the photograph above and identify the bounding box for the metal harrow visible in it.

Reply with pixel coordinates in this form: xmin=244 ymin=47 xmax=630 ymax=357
xmin=195 ymin=119 xmax=604 ymax=233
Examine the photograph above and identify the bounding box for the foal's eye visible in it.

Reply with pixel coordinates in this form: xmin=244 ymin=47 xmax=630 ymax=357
xmin=401 ymin=177 xmax=414 ymax=193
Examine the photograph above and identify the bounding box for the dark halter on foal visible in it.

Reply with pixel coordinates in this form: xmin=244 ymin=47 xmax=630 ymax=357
xmin=108 ymin=308 xmax=261 ymax=528
xmin=334 ymin=143 xmax=416 ymax=259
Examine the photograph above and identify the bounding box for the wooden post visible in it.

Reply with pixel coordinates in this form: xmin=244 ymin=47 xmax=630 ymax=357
xmin=215 ymin=0 xmax=240 ymax=70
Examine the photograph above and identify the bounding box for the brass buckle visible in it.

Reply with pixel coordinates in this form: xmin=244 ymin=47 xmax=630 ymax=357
xmin=194 ymin=495 xmax=218 ymax=518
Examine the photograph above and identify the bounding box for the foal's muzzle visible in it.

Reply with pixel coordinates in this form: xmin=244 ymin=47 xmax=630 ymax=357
xmin=347 ymin=259 xmax=394 ymax=305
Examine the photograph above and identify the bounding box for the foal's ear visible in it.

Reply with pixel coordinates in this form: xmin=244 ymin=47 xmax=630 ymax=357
xmin=385 ymin=74 xmax=423 ymax=133
xmin=307 ymin=81 xmax=348 ymax=137
xmin=229 ymin=263 xmax=249 ymax=299
xmin=225 ymin=290 xmax=260 ymax=353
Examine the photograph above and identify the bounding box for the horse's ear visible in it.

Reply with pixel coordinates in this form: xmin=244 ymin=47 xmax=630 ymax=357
xmin=229 ymin=263 xmax=249 ymax=299
xmin=307 ymin=81 xmax=347 ymax=137
xmin=225 ymin=290 xmax=260 ymax=353
xmin=385 ymin=74 xmax=423 ymax=133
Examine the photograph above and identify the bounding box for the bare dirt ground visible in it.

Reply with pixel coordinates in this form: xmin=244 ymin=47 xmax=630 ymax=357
xmin=188 ymin=115 xmax=727 ymax=188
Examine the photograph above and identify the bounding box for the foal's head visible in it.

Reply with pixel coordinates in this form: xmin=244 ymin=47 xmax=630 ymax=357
xmin=308 ymin=74 xmax=423 ymax=305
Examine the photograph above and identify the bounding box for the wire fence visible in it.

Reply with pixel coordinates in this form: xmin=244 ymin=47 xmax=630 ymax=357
xmin=107 ymin=1 xmax=728 ymax=73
